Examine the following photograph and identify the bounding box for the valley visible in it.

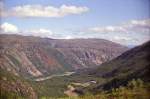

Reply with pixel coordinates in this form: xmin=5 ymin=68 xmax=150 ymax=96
xmin=1 ymin=0 xmax=149 ymax=98
xmin=0 ymin=35 xmax=149 ymax=99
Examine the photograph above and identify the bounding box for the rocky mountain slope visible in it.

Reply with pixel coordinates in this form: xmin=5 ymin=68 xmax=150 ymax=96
xmin=0 ymin=69 xmax=37 ymax=99
xmin=75 ymin=40 xmax=150 ymax=92
xmin=0 ymin=34 xmax=128 ymax=78
xmin=0 ymin=34 xmax=149 ymax=98
xmin=46 ymin=40 xmax=149 ymax=98
xmin=89 ymin=40 xmax=150 ymax=79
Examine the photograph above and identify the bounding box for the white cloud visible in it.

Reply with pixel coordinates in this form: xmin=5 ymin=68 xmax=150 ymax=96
xmin=64 ymin=35 xmax=73 ymax=39
xmin=89 ymin=19 xmax=150 ymax=34
xmin=1 ymin=4 xmax=89 ymax=18
xmin=25 ymin=28 xmax=53 ymax=37
xmin=0 ymin=19 xmax=149 ymax=46
xmin=89 ymin=26 xmax=127 ymax=33
xmin=80 ymin=19 xmax=150 ymax=45
xmin=60 ymin=5 xmax=88 ymax=16
xmin=0 ymin=22 xmax=53 ymax=38
xmin=0 ymin=22 xmax=19 ymax=33
xmin=113 ymin=36 xmax=131 ymax=41
xmin=111 ymin=35 xmax=149 ymax=46
xmin=128 ymin=19 xmax=150 ymax=27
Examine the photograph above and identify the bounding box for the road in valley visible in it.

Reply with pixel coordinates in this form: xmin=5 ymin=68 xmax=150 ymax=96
xmin=35 ymin=72 xmax=75 ymax=81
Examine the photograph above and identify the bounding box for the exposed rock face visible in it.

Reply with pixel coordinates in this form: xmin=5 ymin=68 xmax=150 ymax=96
xmin=0 ymin=34 xmax=128 ymax=78
xmin=51 ymin=39 xmax=128 ymax=69
xmin=88 ymin=41 xmax=150 ymax=78
xmin=83 ymin=41 xmax=150 ymax=91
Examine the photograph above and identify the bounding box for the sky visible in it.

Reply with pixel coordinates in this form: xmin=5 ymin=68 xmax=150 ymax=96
xmin=0 ymin=0 xmax=150 ymax=46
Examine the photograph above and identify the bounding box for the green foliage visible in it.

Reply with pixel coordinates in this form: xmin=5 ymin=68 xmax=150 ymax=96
xmin=1 ymin=68 xmax=149 ymax=99
xmin=0 ymin=69 xmax=37 ymax=99
xmin=0 ymin=90 xmax=25 ymax=99
xmin=103 ymin=79 xmax=150 ymax=99
xmin=95 ymin=79 xmax=148 ymax=99
xmin=37 ymin=79 xmax=150 ymax=99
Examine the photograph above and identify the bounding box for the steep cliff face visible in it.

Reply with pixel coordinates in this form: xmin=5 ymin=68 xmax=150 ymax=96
xmin=87 ymin=41 xmax=150 ymax=78
xmin=51 ymin=39 xmax=127 ymax=69
xmin=0 ymin=34 xmax=128 ymax=78
xmin=83 ymin=41 xmax=150 ymax=91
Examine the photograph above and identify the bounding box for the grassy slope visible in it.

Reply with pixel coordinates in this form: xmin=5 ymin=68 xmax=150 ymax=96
xmin=0 ymin=69 xmax=37 ymax=99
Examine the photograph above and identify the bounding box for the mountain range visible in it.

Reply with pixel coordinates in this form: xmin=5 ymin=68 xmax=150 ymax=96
xmin=0 ymin=34 xmax=149 ymax=99
xmin=0 ymin=34 xmax=128 ymax=78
